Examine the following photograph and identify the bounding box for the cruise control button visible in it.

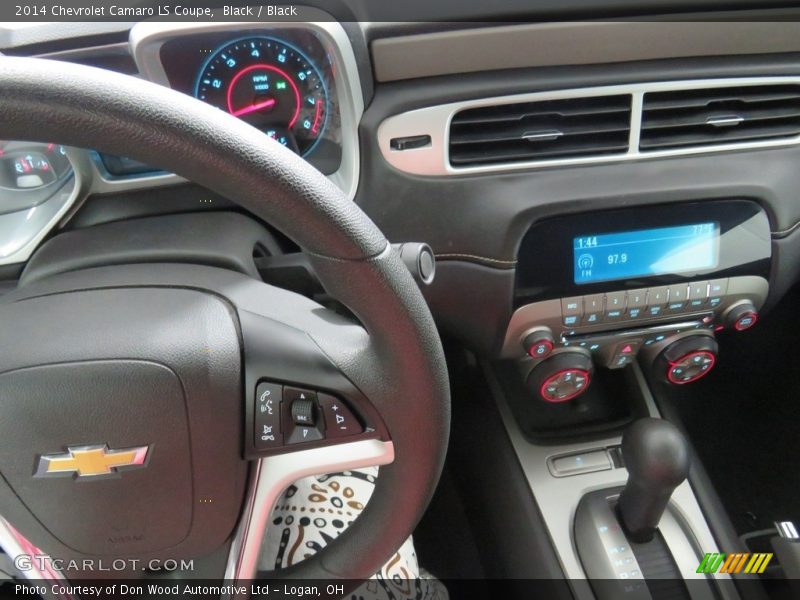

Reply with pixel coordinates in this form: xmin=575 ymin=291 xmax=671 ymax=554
xmin=319 ymin=393 xmax=363 ymax=439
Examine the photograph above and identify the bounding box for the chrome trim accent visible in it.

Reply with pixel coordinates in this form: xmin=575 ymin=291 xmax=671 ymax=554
xmin=378 ymin=77 xmax=800 ymax=177
xmin=706 ymin=115 xmax=745 ymax=127
xmin=37 ymin=41 xmax=134 ymax=66
xmin=0 ymin=517 xmax=71 ymax=598
xmin=129 ymin=15 xmax=363 ymax=200
xmin=490 ymin=362 xmax=740 ymax=598
xmin=522 ymin=130 xmax=563 ymax=142
xmin=224 ymin=439 xmax=395 ymax=586
xmin=0 ymin=147 xmax=86 ymax=267
xmin=776 ymin=521 xmax=799 ymax=540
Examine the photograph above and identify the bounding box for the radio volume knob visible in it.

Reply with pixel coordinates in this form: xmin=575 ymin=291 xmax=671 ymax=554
xmin=522 ymin=328 xmax=555 ymax=359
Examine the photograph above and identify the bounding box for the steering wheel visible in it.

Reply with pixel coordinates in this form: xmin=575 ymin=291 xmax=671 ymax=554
xmin=0 ymin=57 xmax=449 ymax=582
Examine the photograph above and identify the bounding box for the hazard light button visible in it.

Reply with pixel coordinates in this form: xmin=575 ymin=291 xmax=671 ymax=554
xmin=318 ymin=393 xmax=363 ymax=439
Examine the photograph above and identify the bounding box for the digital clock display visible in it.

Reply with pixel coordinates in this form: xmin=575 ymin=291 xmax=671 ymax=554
xmin=573 ymin=222 xmax=719 ymax=284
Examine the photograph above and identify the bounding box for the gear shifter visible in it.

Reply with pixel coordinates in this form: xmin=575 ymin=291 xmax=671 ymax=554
xmin=617 ymin=418 xmax=690 ymax=542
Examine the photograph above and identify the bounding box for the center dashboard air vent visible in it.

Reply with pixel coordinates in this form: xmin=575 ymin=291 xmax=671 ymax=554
xmin=448 ymin=95 xmax=632 ymax=167
xmin=640 ymin=84 xmax=800 ymax=151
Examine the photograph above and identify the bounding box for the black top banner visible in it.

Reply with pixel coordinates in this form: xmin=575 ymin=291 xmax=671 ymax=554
xmin=1 ymin=0 xmax=799 ymax=23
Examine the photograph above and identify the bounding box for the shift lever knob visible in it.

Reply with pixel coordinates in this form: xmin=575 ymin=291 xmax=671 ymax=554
xmin=617 ymin=418 xmax=690 ymax=542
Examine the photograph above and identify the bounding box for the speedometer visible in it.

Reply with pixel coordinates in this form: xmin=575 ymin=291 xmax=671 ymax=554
xmin=195 ymin=36 xmax=329 ymax=157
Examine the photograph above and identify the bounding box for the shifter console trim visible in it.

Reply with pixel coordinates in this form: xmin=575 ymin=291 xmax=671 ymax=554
xmin=490 ymin=362 xmax=739 ymax=599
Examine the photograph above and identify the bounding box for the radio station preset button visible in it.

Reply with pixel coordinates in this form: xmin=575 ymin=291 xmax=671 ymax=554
xmin=555 ymin=278 xmax=733 ymax=330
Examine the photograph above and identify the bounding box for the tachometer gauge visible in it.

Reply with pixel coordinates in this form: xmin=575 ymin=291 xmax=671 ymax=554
xmin=195 ymin=36 xmax=329 ymax=157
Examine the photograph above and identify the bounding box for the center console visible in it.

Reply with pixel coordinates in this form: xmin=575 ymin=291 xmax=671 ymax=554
xmin=502 ymin=199 xmax=771 ymax=403
xmin=489 ymin=198 xmax=774 ymax=599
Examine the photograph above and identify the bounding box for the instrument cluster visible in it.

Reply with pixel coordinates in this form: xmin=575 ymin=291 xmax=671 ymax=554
xmin=158 ymin=28 xmax=343 ymax=175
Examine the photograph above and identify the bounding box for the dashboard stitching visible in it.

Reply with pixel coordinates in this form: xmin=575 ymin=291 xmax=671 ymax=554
xmin=772 ymin=220 xmax=800 ymax=238
xmin=435 ymin=253 xmax=516 ymax=267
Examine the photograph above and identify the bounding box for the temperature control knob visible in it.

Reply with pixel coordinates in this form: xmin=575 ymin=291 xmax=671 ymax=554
xmin=656 ymin=335 xmax=718 ymax=385
xmin=724 ymin=302 xmax=759 ymax=332
xmin=527 ymin=350 xmax=594 ymax=403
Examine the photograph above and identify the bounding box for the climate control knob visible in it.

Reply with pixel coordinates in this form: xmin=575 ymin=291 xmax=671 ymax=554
xmin=656 ymin=335 xmax=718 ymax=385
xmin=724 ymin=302 xmax=759 ymax=331
xmin=527 ymin=350 xmax=594 ymax=403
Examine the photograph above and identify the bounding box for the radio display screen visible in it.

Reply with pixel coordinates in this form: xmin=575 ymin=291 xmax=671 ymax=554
xmin=573 ymin=222 xmax=719 ymax=285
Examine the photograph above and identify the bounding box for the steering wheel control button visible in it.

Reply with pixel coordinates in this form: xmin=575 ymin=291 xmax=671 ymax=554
xmin=284 ymin=387 xmax=317 ymax=425
xmin=287 ymin=425 xmax=324 ymax=445
xmin=319 ymin=393 xmax=363 ymax=438
xmin=522 ymin=329 xmax=555 ymax=359
xmin=255 ymin=382 xmax=283 ymax=449
xmin=291 ymin=398 xmax=316 ymax=426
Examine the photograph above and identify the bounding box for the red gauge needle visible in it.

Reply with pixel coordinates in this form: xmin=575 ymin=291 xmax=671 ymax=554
xmin=231 ymin=98 xmax=276 ymax=117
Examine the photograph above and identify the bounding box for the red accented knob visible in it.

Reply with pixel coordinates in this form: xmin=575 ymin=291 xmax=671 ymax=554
xmin=724 ymin=302 xmax=759 ymax=332
xmin=522 ymin=328 xmax=555 ymax=360
xmin=656 ymin=335 xmax=719 ymax=385
xmin=527 ymin=351 xmax=594 ymax=402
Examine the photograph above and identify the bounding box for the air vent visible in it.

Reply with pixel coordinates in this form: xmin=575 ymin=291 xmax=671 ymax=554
xmin=448 ymin=95 xmax=632 ymax=167
xmin=640 ymin=85 xmax=800 ymax=151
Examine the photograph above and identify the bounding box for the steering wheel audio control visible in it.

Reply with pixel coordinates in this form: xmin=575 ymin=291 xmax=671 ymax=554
xmin=527 ymin=351 xmax=594 ymax=402
xmin=724 ymin=301 xmax=759 ymax=331
xmin=255 ymin=382 xmax=364 ymax=450
xmin=655 ymin=335 xmax=719 ymax=385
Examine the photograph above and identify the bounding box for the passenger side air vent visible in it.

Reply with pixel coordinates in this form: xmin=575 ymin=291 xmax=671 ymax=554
xmin=448 ymin=95 xmax=632 ymax=167
xmin=640 ymin=85 xmax=800 ymax=151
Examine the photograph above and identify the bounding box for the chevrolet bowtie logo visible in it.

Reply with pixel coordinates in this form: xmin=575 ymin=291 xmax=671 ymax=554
xmin=34 ymin=445 xmax=150 ymax=480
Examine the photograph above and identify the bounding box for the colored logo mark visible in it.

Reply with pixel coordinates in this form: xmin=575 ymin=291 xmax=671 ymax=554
xmin=697 ymin=552 xmax=772 ymax=574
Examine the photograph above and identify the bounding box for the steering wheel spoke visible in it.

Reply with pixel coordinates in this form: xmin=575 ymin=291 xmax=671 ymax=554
xmin=237 ymin=302 xmax=391 ymax=459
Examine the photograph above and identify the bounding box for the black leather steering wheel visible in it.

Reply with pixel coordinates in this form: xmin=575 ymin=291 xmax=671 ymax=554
xmin=0 ymin=57 xmax=449 ymax=582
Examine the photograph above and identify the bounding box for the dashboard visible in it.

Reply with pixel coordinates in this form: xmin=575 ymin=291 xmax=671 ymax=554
xmin=1 ymin=15 xmax=800 ymax=364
